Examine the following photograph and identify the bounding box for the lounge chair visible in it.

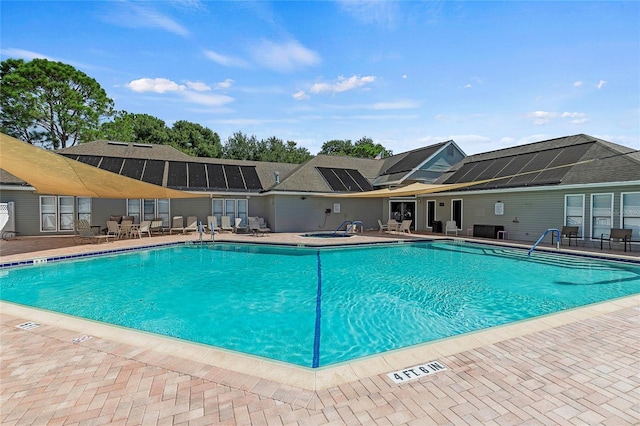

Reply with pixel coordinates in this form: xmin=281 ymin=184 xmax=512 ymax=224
xmin=445 ymin=220 xmax=458 ymax=236
xmin=169 ymin=216 xmax=184 ymax=235
xmin=207 ymin=216 xmax=221 ymax=234
xmin=74 ymin=219 xmax=109 ymax=243
xmin=248 ymin=216 xmax=270 ymax=236
xmin=184 ymin=216 xmax=198 ymax=234
xmin=220 ymin=216 xmax=234 ymax=233
xmin=399 ymin=220 xmax=412 ymax=234
xmin=387 ymin=219 xmax=400 ymax=233
xmin=378 ymin=219 xmax=388 ymax=233
xmin=234 ymin=217 xmax=248 ymax=233
xmin=150 ymin=218 xmax=164 ymax=235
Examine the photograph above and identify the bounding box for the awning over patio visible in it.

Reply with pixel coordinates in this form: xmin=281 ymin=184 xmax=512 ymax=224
xmin=0 ymin=133 xmax=207 ymax=199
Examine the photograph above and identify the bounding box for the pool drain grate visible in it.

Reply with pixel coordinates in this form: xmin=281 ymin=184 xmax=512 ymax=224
xmin=16 ymin=321 xmax=41 ymax=330
xmin=387 ymin=360 xmax=447 ymax=384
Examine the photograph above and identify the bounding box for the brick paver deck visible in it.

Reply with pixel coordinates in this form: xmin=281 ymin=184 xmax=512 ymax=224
xmin=1 ymin=233 xmax=639 ymax=425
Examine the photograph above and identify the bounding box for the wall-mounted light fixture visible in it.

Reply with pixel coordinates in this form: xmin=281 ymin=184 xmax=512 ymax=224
xmin=300 ymin=196 xmax=307 ymax=200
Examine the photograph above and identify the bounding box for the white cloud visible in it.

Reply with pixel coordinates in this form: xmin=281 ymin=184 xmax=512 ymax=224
xmin=596 ymin=79 xmax=607 ymax=89
xmin=310 ymin=75 xmax=375 ymax=94
xmin=525 ymin=111 xmax=587 ymax=125
xmin=125 ymin=77 xmax=233 ymax=107
xmin=338 ymin=0 xmax=401 ymax=27
xmin=203 ymin=50 xmax=249 ymax=68
xmin=249 ymin=39 xmax=320 ymax=72
xmin=402 ymin=74 xmax=408 ymax=79
xmin=0 ymin=48 xmax=52 ymax=60
xmin=292 ymin=90 xmax=309 ymax=101
xmin=573 ymin=81 xmax=583 ymax=87
xmin=214 ymin=79 xmax=234 ymax=90
xmin=103 ymin=2 xmax=190 ymax=37
xmin=186 ymin=81 xmax=211 ymax=92
xmin=126 ymin=78 xmax=185 ymax=93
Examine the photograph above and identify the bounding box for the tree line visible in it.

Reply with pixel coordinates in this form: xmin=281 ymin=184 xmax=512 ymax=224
xmin=1 ymin=58 xmax=393 ymax=164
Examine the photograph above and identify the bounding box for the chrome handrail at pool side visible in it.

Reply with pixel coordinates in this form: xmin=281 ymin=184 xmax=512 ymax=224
xmin=529 ymin=228 xmax=561 ymax=256
xmin=334 ymin=220 xmax=364 ymax=236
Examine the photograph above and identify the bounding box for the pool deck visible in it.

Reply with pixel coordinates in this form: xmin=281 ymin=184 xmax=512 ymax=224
xmin=1 ymin=232 xmax=639 ymax=425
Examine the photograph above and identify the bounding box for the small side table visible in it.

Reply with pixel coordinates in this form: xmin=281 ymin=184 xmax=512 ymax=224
xmin=466 ymin=228 xmax=473 ymax=236
xmin=497 ymin=230 xmax=509 ymax=240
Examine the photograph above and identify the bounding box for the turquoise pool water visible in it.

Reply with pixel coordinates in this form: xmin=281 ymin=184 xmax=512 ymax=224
xmin=2 ymin=241 xmax=639 ymax=367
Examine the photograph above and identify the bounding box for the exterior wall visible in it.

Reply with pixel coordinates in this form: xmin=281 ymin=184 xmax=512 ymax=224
xmin=420 ymin=184 xmax=640 ymax=242
xmin=0 ymin=189 xmax=41 ymax=236
xmin=270 ymin=194 xmax=382 ymax=233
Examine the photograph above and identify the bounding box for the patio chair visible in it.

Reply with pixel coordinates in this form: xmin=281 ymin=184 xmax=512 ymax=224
xmin=135 ymin=220 xmax=152 ymax=238
xmin=248 ymin=216 xmax=270 ymax=236
xmin=119 ymin=219 xmax=134 ymax=239
xmin=220 ymin=216 xmax=234 ymax=233
xmin=399 ymin=220 xmax=412 ymax=234
xmin=74 ymin=219 xmax=109 ymax=244
xmin=234 ymin=217 xmax=248 ymax=233
xmin=601 ymin=228 xmax=633 ymax=251
xmin=207 ymin=216 xmax=221 ymax=234
xmin=106 ymin=220 xmax=120 ymax=240
xmin=184 ymin=216 xmax=198 ymax=234
xmin=149 ymin=218 xmax=164 ymax=235
xmin=387 ymin=219 xmax=400 ymax=233
xmin=169 ymin=216 xmax=184 ymax=235
xmin=560 ymin=225 xmax=580 ymax=246
xmin=445 ymin=220 xmax=458 ymax=236
xmin=377 ymin=219 xmax=388 ymax=233
xmin=258 ymin=217 xmax=271 ymax=235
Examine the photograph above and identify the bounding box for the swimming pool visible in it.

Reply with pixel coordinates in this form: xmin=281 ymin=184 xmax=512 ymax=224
xmin=2 ymin=241 xmax=639 ymax=368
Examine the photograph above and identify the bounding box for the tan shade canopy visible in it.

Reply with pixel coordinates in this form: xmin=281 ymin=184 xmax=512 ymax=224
xmin=0 ymin=133 xmax=207 ymax=199
xmin=323 ymin=181 xmax=492 ymax=198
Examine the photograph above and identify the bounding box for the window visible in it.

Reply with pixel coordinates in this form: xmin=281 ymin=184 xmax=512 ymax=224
xmin=591 ymin=193 xmax=613 ymax=239
xmin=127 ymin=199 xmax=141 ymax=223
xmin=426 ymin=200 xmax=436 ymax=229
xmin=77 ymin=197 xmax=91 ymax=223
xmin=40 ymin=195 xmax=75 ymax=232
xmin=564 ymin=194 xmax=584 ymax=236
xmin=127 ymin=198 xmax=170 ymax=226
xmin=212 ymin=198 xmax=248 ymax=224
xmin=621 ymin=192 xmax=640 ymax=239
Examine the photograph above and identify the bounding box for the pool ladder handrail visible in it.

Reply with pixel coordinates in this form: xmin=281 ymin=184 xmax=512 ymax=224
xmin=528 ymin=228 xmax=560 ymax=256
xmin=334 ymin=220 xmax=364 ymax=236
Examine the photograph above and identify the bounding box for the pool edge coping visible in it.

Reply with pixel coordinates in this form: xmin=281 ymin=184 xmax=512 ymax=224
xmin=2 ymin=294 xmax=638 ymax=392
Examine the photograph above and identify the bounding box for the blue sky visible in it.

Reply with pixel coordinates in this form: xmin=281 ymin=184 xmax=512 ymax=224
xmin=1 ymin=1 xmax=638 ymax=155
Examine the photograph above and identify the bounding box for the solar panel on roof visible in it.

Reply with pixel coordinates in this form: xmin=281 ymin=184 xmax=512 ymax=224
xmin=347 ymin=169 xmax=373 ymax=191
xmin=76 ymin=155 xmax=101 ymax=167
xmin=99 ymin=157 xmax=124 ymax=174
xmin=120 ymin=159 xmax=145 ymax=180
xmin=534 ymin=143 xmax=591 ymax=184
xmin=207 ymin=164 xmax=226 ymax=189
xmin=498 ymin=152 xmax=537 ymax=185
xmin=240 ymin=166 xmax=262 ymax=190
xmin=333 ymin=169 xmax=360 ymax=191
xmin=382 ymin=145 xmax=442 ymax=175
xmin=317 ymin=167 xmax=347 ymax=191
xmin=141 ymin=160 xmax=164 ymax=186
xmin=167 ymin=162 xmax=187 ymax=187
xmin=506 ymin=148 xmax=562 ymax=186
xmin=188 ymin=163 xmax=207 ymax=188
xmin=456 ymin=159 xmax=495 ymax=183
xmin=224 ymin=165 xmax=245 ymax=190
xmin=444 ymin=162 xmax=480 ymax=184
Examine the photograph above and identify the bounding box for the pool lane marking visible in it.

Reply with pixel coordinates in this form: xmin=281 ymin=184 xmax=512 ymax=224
xmin=312 ymin=250 xmax=322 ymax=368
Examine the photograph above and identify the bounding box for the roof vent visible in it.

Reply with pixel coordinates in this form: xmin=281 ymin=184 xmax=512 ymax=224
xmin=107 ymin=141 xmax=128 ymax=146
xmin=274 ymin=171 xmax=280 ymax=184
xmin=133 ymin=143 xmax=153 ymax=148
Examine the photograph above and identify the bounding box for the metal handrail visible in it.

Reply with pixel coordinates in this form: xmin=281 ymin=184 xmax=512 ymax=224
xmin=528 ymin=228 xmax=560 ymax=256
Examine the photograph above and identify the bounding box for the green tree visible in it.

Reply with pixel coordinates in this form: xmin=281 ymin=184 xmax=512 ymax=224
xmin=170 ymin=120 xmax=222 ymax=158
xmin=256 ymin=136 xmax=313 ymax=163
xmin=223 ymin=131 xmax=259 ymax=160
xmin=0 ymin=58 xmax=114 ymax=149
xmin=318 ymin=139 xmax=353 ymax=156
xmin=352 ymin=136 xmax=393 ymax=158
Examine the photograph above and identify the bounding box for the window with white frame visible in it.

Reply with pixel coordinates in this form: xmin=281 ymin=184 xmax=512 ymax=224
xmin=127 ymin=199 xmax=171 ymax=226
xmin=77 ymin=197 xmax=91 ymax=223
xmin=621 ymin=192 xmax=640 ymax=239
xmin=39 ymin=195 xmax=75 ymax=232
xmin=211 ymin=198 xmax=248 ymax=224
xmin=591 ymin=193 xmax=613 ymax=239
xmin=564 ymin=194 xmax=584 ymax=236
